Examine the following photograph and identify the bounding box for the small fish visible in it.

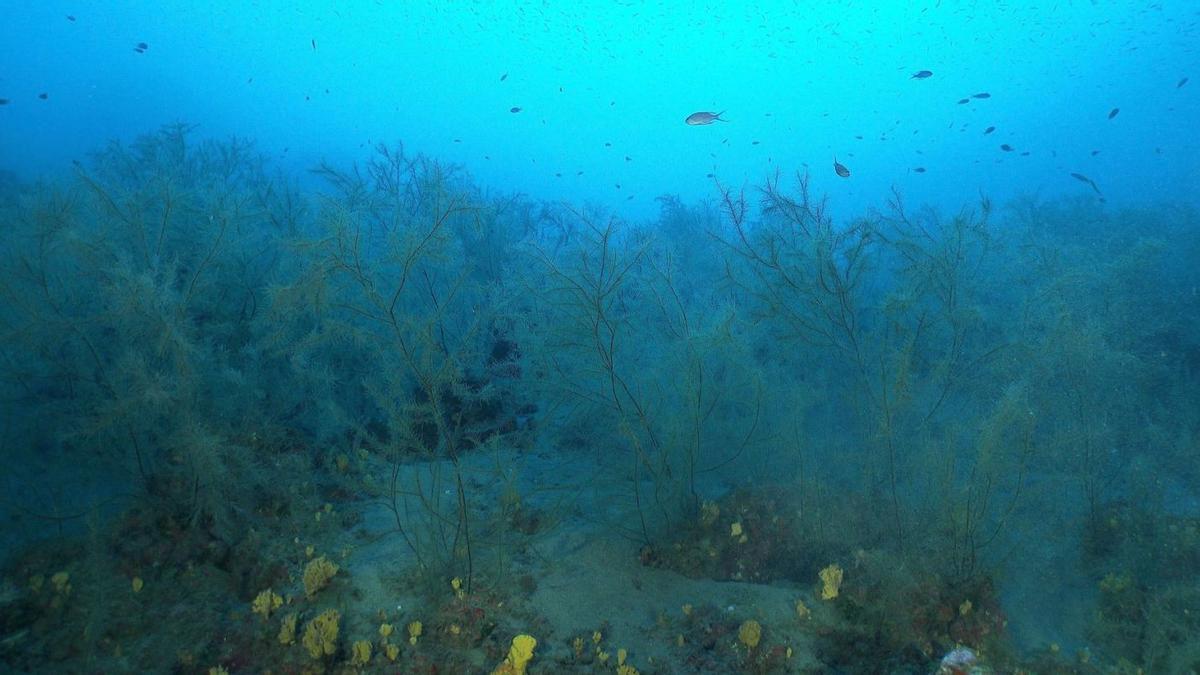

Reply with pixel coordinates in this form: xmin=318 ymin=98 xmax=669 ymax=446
xmin=1178 ymin=77 xmax=1189 ymax=89
xmin=38 ymin=93 xmax=47 ymax=100
xmin=1091 ymin=149 xmax=1101 ymax=156
xmin=983 ymin=126 xmax=996 ymax=134
xmin=833 ymin=158 xmax=850 ymax=177
xmin=133 ymin=41 xmax=148 ymax=53
xmin=66 ymin=14 xmax=75 ymax=21
xmin=1108 ymin=107 xmax=1119 ymax=119
xmin=0 ymin=98 xmax=8 ymax=105
xmin=1000 ymin=144 xmax=1014 ymax=152
xmin=957 ymin=98 xmax=970 ymax=104
xmin=311 ymin=39 xmax=317 ymax=51
xmin=911 ymin=70 xmax=933 ymax=79
xmin=971 ymin=92 xmax=991 ymax=99
xmin=1070 ymin=172 xmax=1103 ymax=196
xmin=913 ymin=167 xmax=927 ymax=173
xmin=500 ymin=72 xmax=508 ymax=81
xmin=510 ymin=106 xmax=521 ymax=113
xmin=685 ymin=111 xmax=726 ymax=125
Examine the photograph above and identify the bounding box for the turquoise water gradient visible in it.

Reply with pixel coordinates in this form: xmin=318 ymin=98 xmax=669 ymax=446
xmin=1 ymin=2 xmax=1196 ymax=219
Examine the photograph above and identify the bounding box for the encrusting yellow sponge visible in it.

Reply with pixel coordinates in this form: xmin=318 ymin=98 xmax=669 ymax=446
xmin=819 ymin=563 xmax=844 ymax=600
xmin=491 ymin=634 xmax=537 ymax=675
xmin=302 ymin=609 xmax=340 ymax=659
xmin=303 ymin=556 xmax=339 ymax=598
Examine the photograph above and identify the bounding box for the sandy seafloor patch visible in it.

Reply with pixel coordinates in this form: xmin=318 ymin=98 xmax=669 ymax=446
xmin=287 ymin=428 xmax=1108 ymax=672
xmin=314 ymin=434 xmax=830 ymax=672
xmin=526 ymin=532 xmax=824 ymax=671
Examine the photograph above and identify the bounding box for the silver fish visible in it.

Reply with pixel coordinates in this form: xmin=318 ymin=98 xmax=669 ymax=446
xmin=685 ymin=111 xmax=726 ymax=125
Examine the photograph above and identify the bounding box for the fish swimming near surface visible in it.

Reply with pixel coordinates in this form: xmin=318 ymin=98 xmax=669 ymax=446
xmin=1070 ymin=172 xmax=1103 ymax=196
xmin=911 ymin=70 xmax=933 ymax=79
xmin=833 ymin=158 xmax=851 ymax=177
xmin=1178 ymin=77 xmax=1189 ymax=89
xmin=1108 ymin=107 xmax=1120 ymax=119
xmin=971 ymin=92 xmax=991 ymax=99
xmin=685 ymin=111 xmax=726 ymax=125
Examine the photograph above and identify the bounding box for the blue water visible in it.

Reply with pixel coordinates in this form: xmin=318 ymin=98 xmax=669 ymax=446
xmin=1 ymin=3 xmax=1198 ymax=674
xmin=3 ymin=4 xmax=1196 ymax=216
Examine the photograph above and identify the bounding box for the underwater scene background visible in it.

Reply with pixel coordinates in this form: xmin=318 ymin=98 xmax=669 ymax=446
xmin=1 ymin=2 xmax=1198 ymax=674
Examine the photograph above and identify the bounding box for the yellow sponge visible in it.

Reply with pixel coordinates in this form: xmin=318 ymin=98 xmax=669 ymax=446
xmin=302 ymin=609 xmax=340 ymax=659
xmin=303 ymin=556 xmax=339 ymax=598
xmin=491 ymin=634 xmax=537 ymax=675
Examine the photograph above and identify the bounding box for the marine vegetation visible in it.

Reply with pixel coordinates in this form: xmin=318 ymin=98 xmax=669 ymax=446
xmin=0 ymin=126 xmax=1198 ymax=673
